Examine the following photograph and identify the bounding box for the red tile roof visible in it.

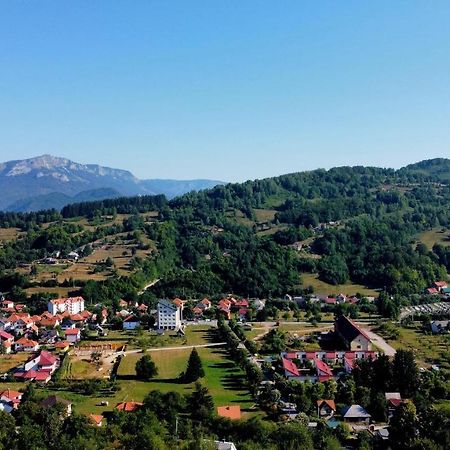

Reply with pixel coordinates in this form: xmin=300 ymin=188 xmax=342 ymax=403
xmin=89 ymin=414 xmax=104 ymax=425
xmin=315 ymin=358 xmax=333 ymax=377
xmin=217 ymin=405 xmax=241 ymax=420
xmin=39 ymin=351 xmax=57 ymax=366
xmin=282 ymin=357 xmax=300 ymax=377
xmin=115 ymin=402 xmax=142 ymax=412
xmin=317 ymin=399 xmax=336 ymax=410
xmin=65 ymin=328 xmax=80 ymax=335
xmin=0 ymin=330 xmax=14 ymax=340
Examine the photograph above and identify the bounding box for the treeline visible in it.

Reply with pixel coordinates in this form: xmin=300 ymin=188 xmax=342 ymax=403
xmin=60 ymin=194 xmax=168 ymax=218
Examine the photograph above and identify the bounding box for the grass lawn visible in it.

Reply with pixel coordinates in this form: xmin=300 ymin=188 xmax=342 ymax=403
xmin=418 ymin=228 xmax=450 ymax=249
xmin=0 ymin=227 xmax=22 ymax=242
xmin=301 ymin=273 xmax=379 ymax=296
xmin=0 ymin=353 xmax=30 ymax=374
xmin=387 ymin=324 xmax=450 ymax=369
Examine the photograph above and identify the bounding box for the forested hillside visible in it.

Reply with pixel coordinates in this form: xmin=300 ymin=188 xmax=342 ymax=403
xmin=0 ymin=159 xmax=449 ymax=307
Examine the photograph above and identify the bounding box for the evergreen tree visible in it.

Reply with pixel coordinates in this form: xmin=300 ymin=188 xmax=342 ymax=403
xmin=135 ymin=354 xmax=158 ymax=380
xmin=183 ymin=348 xmax=205 ymax=383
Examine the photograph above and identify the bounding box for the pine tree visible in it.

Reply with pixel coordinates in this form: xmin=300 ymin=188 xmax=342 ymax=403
xmin=183 ymin=348 xmax=205 ymax=383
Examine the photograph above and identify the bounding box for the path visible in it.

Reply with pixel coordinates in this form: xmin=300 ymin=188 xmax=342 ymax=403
xmin=124 ymin=342 xmax=226 ymax=355
xmin=365 ymin=330 xmax=396 ymax=356
xmin=138 ymin=279 xmax=160 ymax=295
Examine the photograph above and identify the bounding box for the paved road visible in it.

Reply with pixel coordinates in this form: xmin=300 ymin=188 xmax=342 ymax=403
xmin=124 ymin=342 xmax=226 ymax=355
xmin=365 ymin=330 xmax=396 ymax=356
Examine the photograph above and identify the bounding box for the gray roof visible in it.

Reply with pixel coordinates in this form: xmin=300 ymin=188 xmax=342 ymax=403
xmin=342 ymin=404 xmax=371 ymax=419
xmin=158 ymin=299 xmax=177 ymax=311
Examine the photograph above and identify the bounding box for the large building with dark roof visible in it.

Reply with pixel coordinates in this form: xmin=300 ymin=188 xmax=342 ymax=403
xmin=335 ymin=315 xmax=372 ymax=351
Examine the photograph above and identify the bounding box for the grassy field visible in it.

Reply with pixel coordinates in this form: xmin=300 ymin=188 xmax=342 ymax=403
xmin=418 ymin=228 xmax=450 ymax=249
xmin=301 ymin=273 xmax=379 ymax=296
xmin=386 ymin=324 xmax=450 ymax=370
xmin=0 ymin=227 xmax=22 ymax=242
xmin=0 ymin=353 xmax=30 ymax=374
xmin=69 ymin=345 xmax=254 ymax=416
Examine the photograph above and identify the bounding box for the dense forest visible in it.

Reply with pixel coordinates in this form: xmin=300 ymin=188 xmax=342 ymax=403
xmin=0 ymin=159 xmax=449 ymax=305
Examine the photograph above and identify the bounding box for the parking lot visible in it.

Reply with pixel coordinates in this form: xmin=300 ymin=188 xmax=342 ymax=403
xmin=401 ymin=301 xmax=450 ymax=319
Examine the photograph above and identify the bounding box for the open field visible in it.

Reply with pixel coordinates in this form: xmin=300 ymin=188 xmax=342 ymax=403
xmin=25 ymin=286 xmax=76 ymax=297
xmin=418 ymin=228 xmax=450 ymax=249
xmin=0 ymin=353 xmax=30 ymax=374
xmin=0 ymin=227 xmax=22 ymax=242
xmin=66 ymin=345 xmax=255 ymax=416
xmin=254 ymin=208 xmax=277 ymax=222
xmin=301 ymin=273 xmax=379 ymax=296
xmin=385 ymin=324 xmax=450 ymax=370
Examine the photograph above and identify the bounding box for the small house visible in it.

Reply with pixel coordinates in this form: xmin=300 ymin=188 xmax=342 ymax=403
xmin=123 ymin=315 xmax=141 ymax=330
xmin=64 ymin=328 xmax=81 ymax=343
xmin=317 ymin=399 xmax=336 ymax=418
xmin=217 ymin=405 xmax=241 ymax=420
xmin=342 ymin=404 xmax=371 ymax=423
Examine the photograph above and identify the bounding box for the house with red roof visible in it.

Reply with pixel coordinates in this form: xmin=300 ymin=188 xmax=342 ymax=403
xmin=123 ymin=315 xmax=141 ymax=330
xmin=315 ymin=358 xmax=333 ymax=382
xmin=15 ymin=337 xmax=39 ymax=352
xmin=317 ymin=399 xmax=336 ymax=418
xmin=282 ymin=357 xmax=300 ymax=378
xmin=427 ymin=287 xmax=439 ymax=295
xmin=89 ymin=414 xmax=104 ymax=426
xmin=217 ymin=405 xmax=241 ymax=420
xmin=0 ymin=330 xmax=14 ymax=354
xmin=65 ymin=328 xmax=81 ymax=343
xmin=115 ymin=401 xmax=142 ymax=412
xmin=434 ymin=281 xmax=448 ymax=292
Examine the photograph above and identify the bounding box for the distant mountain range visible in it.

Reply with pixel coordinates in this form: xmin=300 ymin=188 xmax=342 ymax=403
xmin=0 ymin=155 xmax=224 ymax=212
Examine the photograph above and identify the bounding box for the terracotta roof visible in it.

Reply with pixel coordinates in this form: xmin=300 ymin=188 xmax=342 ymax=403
xmin=70 ymin=314 xmax=84 ymax=321
xmin=15 ymin=337 xmax=38 ymax=347
xmin=315 ymin=358 xmax=333 ymax=376
xmin=435 ymin=281 xmax=448 ymax=288
xmin=115 ymin=401 xmax=142 ymax=412
xmin=285 ymin=352 xmax=297 ymax=360
xmin=123 ymin=315 xmax=140 ymax=323
xmin=51 ymin=296 xmax=84 ymax=305
xmin=0 ymin=389 xmax=22 ymax=400
xmin=282 ymin=357 xmax=300 ymax=377
xmin=217 ymin=405 xmax=241 ymax=420
xmin=64 ymin=328 xmax=80 ymax=335
xmin=317 ymin=399 xmax=336 ymax=411
xmin=89 ymin=414 xmax=103 ymax=425
xmin=0 ymin=330 xmax=13 ymax=340
xmin=427 ymin=288 xmax=439 ymax=294
xmin=39 ymin=351 xmax=57 ymax=366
xmin=54 ymin=341 xmax=71 ymax=348
xmin=325 ymin=352 xmax=336 ymax=359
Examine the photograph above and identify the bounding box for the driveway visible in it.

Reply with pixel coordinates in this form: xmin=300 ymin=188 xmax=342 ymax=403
xmin=365 ymin=330 xmax=396 ymax=356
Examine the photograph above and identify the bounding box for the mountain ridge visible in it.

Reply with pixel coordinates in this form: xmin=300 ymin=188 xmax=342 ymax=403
xmin=0 ymin=154 xmax=224 ymax=211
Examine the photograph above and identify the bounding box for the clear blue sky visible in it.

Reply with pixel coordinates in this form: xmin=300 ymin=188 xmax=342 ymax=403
xmin=1 ymin=1 xmax=449 ymax=181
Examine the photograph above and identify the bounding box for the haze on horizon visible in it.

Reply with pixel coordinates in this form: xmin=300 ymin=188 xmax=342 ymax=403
xmin=1 ymin=1 xmax=450 ymax=182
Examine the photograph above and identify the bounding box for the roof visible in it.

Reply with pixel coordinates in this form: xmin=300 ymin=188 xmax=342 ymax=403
xmin=40 ymin=395 xmax=72 ymax=408
xmin=54 ymin=341 xmax=71 ymax=348
xmin=427 ymin=288 xmax=439 ymax=294
xmin=342 ymin=404 xmax=371 ymax=419
xmin=285 ymin=352 xmax=297 ymax=359
xmin=89 ymin=414 xmax=103 ymax=425
xmin=217 ymin=405 xmax=241 ymax=420
xmin=15 ymin=337 xmax=38 ymax=347
xmin=0 ymin=330 xmax=13 ymax=340
xmin=123 ymin=315 xmax=140 ymax=323
xmin=39 ymin=351 xmax=57 ymax=366
xmin=64 ymin=328 xmax=80 ymax=335
xmin=336 ymin=315 xmax=372 ymax=342
xmin=282 ymin=357 xmax=300 ymax=377
xmin=435 ymin=281 xmax=448 ymax=288
xmin=0 ymin=389 xmax=22 ymax=400
xmin=115 ymin=401 xmax=142 ymax=412
xmin=315 ymin=359 xmax=333 ymax=376
xmin=317 ymin=399 xmax=336 ymax=411
xmin=51 ymin=296 xmax=84 ymax=305
xmin=385 ymin=392 xmax=401 ymax=400
xmin=158 ymin=299 xmax=178 ymax=311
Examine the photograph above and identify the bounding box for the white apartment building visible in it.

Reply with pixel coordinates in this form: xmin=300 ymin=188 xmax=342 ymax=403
xmin=157 ymin=300 xmax=181 ymax=330
xmin=48 ymin=297 xmax=85 ymax=316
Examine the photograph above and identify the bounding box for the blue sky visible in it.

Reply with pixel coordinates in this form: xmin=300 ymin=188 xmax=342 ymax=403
xmin=0 ymin=1 xmax=449 ymax=181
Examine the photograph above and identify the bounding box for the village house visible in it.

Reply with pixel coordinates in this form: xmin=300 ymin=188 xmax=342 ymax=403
xmin=335 ymin=315 xmax=373 ymax=351
xmin=123 ymin=315 xmax=141 ymax=330
xmin=431 ymin=320 xmax=449 ymax=334
xmin=0 ymin=330 xmax=14 ymax=353
xmin=317 ymin=399 xmax=336 ymax=418
xmin=434 ymin=281 xmax=448 ymax=292
xmin=0 ymin=317 xmax=11 ymax=331
xmin=217 ymin=405 xmax=241 ymax=420
xmin=15 ymin=337 xmax=39 ymax=352
xmin=115 ymin=401 xmax=143 ymax=412
xmin=0 ymin=299 xmax=14 ymax=310
xmin=64 ymin=328 xmax=81 ymax=343
xmin=48 ymin=296 xmax=85 ymax=316
xmin=89 ymin=414 xmax=104 ymax=427
xmin=342 ymin=404 xmax=372 ymax=423
xmin=0 ymin=389 xmax=22 ymax=412
xmin=40 ymin=395 xmax=72 ymax=416
xmin=157 ymin=300 xmax=181 ymax=330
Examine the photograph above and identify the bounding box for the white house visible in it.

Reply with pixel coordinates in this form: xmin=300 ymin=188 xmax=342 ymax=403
xmin=48 ymin=296 xmax=85 ymax=316
xmin=64 ymin=328 xmax=81 ymax=343
xmin=157 ymin=300 xmax=181 ymax=330
xmin=122 ymin=315 xmax=141 ymax=330
xmin=14 ymin=337 xmax=39 ymax=352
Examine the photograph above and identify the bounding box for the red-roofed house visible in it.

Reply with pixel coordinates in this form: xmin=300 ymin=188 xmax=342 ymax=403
xmin=0 ymin=300 xmax=14 ymax=310
xmin=115 ymin=401 xmax=142 ymax=412
xmin=315 ymin=358 xmax=333 ymax=382
xmin=89 ymin=414 xmax=104 ymax=426
xmin=15 ymin=337 xmax=39 ymax=352
xmin=64 ymin=328 xmax=81 ymax=343
xmin=282 ymin=357 xmax=300 ymax=377
xmin=427 ymin=288 xmax=439 ymax=295
xmin=0 ymin=329 xmax=14 ymax=353
xmin=335 ymin=316 xmax=373 ymax=351
xmin=217 ymin=405 xmax=241 ymax=420
xmin=317 ymin=399 xmax=336 ymax=418
xmin=434 ymin=281 xmax=448 ymax=292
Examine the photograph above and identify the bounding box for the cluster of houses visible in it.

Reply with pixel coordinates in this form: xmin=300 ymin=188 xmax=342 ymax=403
xmin=426 ymin=280 xmax=450 ymax=297
xmin=285 ymin=293 xmax=376 ymax=308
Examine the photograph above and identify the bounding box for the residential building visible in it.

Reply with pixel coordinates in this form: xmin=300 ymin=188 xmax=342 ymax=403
xmin=48 ymin=296 xmax=85 ymax=316
xmin=40 ymin=395 xmax=72 ymax=416
xmin=317 ymin=399 xmax=336 ymax=418
xmin=115 ymin=401 xmax=142 ymax=412
xmin=64 ymin=328 xmax=81 ymax=343
xmin=217 ymin=405 xmax=241 ymax=420
xmin=123 ymin=315 xmax=141 ymax=330
xmin=341 ymin=405 xmax=372 ymax=423
xmin=335 ymin=315 xmax=373 ymax=351
xmin=15 ymin=337 xmax=39 ymax=352
xmin=89 ymin=414 xmax=104 ymax=427
xmin=157 ymin=300 xmax=181 ymax=330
